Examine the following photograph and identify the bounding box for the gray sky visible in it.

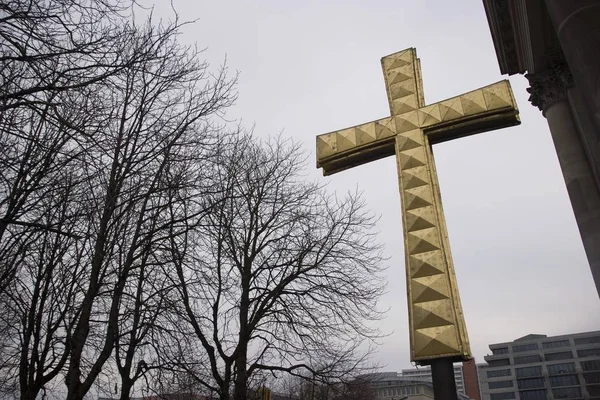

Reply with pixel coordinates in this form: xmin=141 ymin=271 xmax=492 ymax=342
xmin=158 ymin=0 xmax=600 ymax=371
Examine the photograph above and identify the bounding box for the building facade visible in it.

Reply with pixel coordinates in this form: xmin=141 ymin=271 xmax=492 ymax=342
xmin=478 ymin=331 xmax=600 ymax=400
xmin=483 ymin=0 xmax=600 ymax=298
xmin=364 ymin=372 xmax=472 ymax=400
xmin=402 ymin=365 xmax=466 ymax=395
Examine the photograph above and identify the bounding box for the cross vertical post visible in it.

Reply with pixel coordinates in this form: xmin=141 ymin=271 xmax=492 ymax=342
xmin=315 ymin=48 xmax=520 ymax=396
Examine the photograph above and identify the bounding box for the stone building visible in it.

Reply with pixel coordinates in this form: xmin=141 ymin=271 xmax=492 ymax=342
xmin=482 ymin=0 xmax=600 ymax=297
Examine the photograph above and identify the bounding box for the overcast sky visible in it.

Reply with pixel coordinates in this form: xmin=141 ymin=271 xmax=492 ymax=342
xmin=155 ymin=0 xmax=600 ymax=371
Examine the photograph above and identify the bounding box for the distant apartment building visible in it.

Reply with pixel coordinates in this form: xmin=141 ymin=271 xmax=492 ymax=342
xmin=402 ymin=364 xmax=467 ymax=395
xmin=401 ymin=360 xmax=482 ymax=400
xmin=363 ymin=371 xmax=473 ymax=400
xmin=478 ymin=330 xmax=600 ymax=400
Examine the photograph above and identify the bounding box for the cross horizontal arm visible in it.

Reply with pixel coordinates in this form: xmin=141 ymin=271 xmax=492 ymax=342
xmin=316 ymin=80 xmax=520 ymax=176
xmin=420 ymin=80 xmax=520 ymax=145
xmin=316 ymin=116 xmax=396 ymax=176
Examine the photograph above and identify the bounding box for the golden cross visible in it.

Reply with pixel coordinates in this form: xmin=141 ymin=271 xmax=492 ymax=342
xmin=316 ymin=48 xmax=520 ymax=364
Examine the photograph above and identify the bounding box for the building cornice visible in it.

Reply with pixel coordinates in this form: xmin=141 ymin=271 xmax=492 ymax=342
xmin=482 ymin=0 xmax=563 ymax=76
xmin=482 ymin=0 xmax=524 ymax=75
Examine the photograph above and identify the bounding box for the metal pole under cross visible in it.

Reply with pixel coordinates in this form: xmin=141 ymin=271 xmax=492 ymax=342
xmin=315 ymin=48 xmax=520 ymax=400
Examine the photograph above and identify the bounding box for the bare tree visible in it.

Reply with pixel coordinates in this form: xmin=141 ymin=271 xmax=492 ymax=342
xmin=276 ymin=373 xmax=375 ymax=400
xmin=330 ymin=377 xmax=376 ymax=400
xmin=0 ymin=0 xmax=137 ymax=110
xmin=0 ymin=0 xmax=142 ymax=293
xmin=0 ymin=93 xmax=88 ymax=294
xmin=170 ymin=135 xmax=386 ymax=400
xmin=0 ymin=1 xmax=237 ymax=398
xmin=2 ymin=4 xmax=384 ymax=400
xmin=61 ymin=16 xmax=236 ymax=400
xmin=0 ymin=168 xmax=86 ymax=400
xmin=145 ymin=369 xmax=209 ymax=400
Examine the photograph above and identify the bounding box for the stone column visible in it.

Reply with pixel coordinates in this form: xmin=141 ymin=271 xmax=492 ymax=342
xmin=544 ymin=0 xmax=600 ymax=141
xmin=527 ymin=64 xmax=600 ymax=298
xmin=568 ymin=87 xmax=600 ymax=189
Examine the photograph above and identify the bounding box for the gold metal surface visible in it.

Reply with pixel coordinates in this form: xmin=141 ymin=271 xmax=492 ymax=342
xmin=315 ymin=48 xmax=520 ymax=363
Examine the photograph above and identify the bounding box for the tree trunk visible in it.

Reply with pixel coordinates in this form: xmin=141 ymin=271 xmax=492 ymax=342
xmin=233 ymin=349 xmax=248 ymax=400
xmin=220 ymin=381 xmax=231 ymax=400
xmin=20 ymin=387 xmax=38 ymax=400
xmin=234 ymin=263 xmax=251 ymax=400
xmin=119 ymin=378 xmax=133 ymax=400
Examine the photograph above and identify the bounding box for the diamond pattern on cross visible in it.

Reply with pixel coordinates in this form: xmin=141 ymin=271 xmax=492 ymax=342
xmin=315 ymin=47 xmax=520 ymax=363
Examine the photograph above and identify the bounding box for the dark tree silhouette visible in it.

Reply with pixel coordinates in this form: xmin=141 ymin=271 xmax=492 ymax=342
xmin=0 ymin=2 xmax=237 ymax=399
xmin=170 ymin=135 xmax=386 ymax=400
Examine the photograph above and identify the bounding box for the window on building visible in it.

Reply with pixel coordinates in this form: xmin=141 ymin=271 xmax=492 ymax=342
xmin=549 ymin=375 xmax=579 ymax=387
xmin=545 ymin=352 xmax=573 ymax=361
xmin=489 ymin=380 xmax=513 ymax=389
xmin=574 ymin=336 xmax=600 ymax=345
xmin=547 ymin=363 xmax=576 ymax=375
xmin=489 ymin=359 xmax=511 ymax=367
xmin=542 ymin=340 xmax=571 ymax=349
xmin=552 ymin=387 xmax=582 ymax=399
xmin=487 ymin=369 xmax=511 ymax=378
xmin=517 ymin=378 xmax=545 ymax=390
xmin=582 ymin=360 xmax=600 ymax=371
xmin=519 ymin=389 xmax=547 ymax=400
xmin=492 ymin=347 xmax=509 ymax=355
xmin=584 ymin=372 xmax=600 ymax=384
xmin=516 ymin=366 xmax=543 ymax=378
xmin=589 ymin=385 xmax=600 ymax=396
xmin=577 ymin=348 xmax=600 ymax=357
xmin=490 ymin=392 xmax=516 ymax=400
xmin=513 ymin=343 xmax=539 ymax=352
xmin=514 ymin=355 xmax=542 ymax=365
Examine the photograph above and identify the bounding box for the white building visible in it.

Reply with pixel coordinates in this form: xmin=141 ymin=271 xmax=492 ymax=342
xmin=361 ymin=371 xmax=471 ymax=400
xmin=401 ymin=364 xmax=467 ymax=395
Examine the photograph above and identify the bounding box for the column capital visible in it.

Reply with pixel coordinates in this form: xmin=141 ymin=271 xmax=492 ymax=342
xmin=526 ymin=63 xmax=574 ymax=115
